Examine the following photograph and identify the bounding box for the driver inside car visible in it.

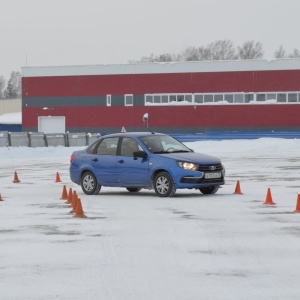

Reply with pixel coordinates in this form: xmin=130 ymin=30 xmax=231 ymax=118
xmin=147 ymin=140 xmax=164 ymax=153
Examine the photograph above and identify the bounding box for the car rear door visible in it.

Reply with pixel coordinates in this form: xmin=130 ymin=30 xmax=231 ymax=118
xmin=91 ymin=137 xmax=119 ymax=185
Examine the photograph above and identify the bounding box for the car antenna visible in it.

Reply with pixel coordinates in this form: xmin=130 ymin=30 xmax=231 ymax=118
xmin=142 ymin=113 xmax=155 ymax=134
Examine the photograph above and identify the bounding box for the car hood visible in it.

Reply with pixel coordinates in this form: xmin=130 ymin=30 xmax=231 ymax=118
xmin=161 ymin=152 xmax=221 ymax=164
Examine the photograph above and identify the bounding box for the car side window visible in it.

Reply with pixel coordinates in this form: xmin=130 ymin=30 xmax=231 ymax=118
xmin=120 ymin=138 xmax=140 ymax=156
xmin=96 ymin=137 xmax=118 ymax=155
xmin=87 ymin=141 xmax=99 ymax=154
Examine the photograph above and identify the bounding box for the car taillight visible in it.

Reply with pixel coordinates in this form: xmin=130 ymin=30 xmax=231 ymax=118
xmin=70 ymin=154 xmax=75 ymax=164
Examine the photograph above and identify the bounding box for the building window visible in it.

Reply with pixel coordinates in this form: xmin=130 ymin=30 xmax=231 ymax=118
xmin=277 ymin=93 xmax=287 ymax=102
xmin=145 ymin=93 xmax=193 ymax=104
xmin=204 ymin=95 xmax=213 ymax=103
xmin=195 ymin=94 xmax=203 ymax=103
xmin=144 ymin=92 xmax=300 ymax=106
xmin=257 ymin=94 xmax=266 ymax=102
xmin=170 ymin=95 xmax=176 ymax=103
xmin=266 ymin=93 xmax=276 ymax=101
xmin=162 ymin=95 xmax=168 ymax=103
xmin=125 ymin=94 xmax=133 ymax=106
xmin=245 ymin=94 xmax=254 ymax=103
xmin=145 ymin=95 xmax=152 ymax=103
xmin=185 ymin=95 xmax=192 ymax=103
xmin=214 ymin=94 xmax=223 ymax=102
xmin=107 ymin=95 xmax=111 ymax=106
xmin=224 ymin=94 xmax=234 ymax=103
xmin=154 ymin=95 xmax=160 ymax=103
xmin=177 ymin=95 xmax=184 ymax=102
xmin=288 ymin=93 xmax=297 ymax=102
xmin=234 ymin=94 xmax=244 ymax=103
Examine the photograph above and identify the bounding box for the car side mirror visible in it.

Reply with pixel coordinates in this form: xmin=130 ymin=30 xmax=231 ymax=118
xmin=133 ymin=151 xmax=148 ymax=159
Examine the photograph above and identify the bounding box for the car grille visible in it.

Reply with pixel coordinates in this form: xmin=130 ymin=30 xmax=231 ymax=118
xmin=198 ymin=163 xmax=223 ymax=172
xmin=201 ymin=178 xmax=224 ymax=184
xmin=180 ymin=176 xmax=224 ymax=184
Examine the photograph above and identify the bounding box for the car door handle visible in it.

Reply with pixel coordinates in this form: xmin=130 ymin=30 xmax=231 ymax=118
xmin=118 ymin=159 xmax=124 ymax=164
xmin=92 ymin=158 xmax=98 ymax=162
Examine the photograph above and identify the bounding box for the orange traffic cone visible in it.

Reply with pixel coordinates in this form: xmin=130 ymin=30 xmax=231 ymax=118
xmin=292 ymin=194 xmax=300 ymax=213
xmin=55 ymin=172 xmax=62 ymax=183
xmin=233 ymin=180 xmax=243 ymax=194
xmin=0 ymin=193 xmax=4 ymax=201
xmin=60 ymin=185 xmax=68 ymax=200
xmin=73 ymin=198 xmax=87 ymax=218
xmin=71 ymin=190 xmax=77 ymax=207
xmin=65 ymin=188 xmax=73 ymax=204
xmin=13 ymin=171 xmax=20 ymax=183
xmin=70 ymin=193 xmax=78 ymax=213
xmin=263 ymin=188 xmax=276 ymax=205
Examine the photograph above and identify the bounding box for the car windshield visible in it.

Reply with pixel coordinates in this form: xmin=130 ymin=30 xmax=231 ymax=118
xmin=140 ymin=135 xmax=191 ymax=154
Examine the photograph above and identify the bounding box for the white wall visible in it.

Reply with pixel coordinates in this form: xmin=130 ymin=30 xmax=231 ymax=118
xmin=0 ymin=99 xmax=21 ymax=114
xmin=38 ymin=116 xmax=66 ymax=133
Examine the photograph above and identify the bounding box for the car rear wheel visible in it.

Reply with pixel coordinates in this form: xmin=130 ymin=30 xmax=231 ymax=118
xmin=153 ymin=172 xmax=176 ymax=197
xmin=199 ymin=186 xmax=219 ymax=194
xmin=126 ymin=187 xmax=142 ymax=193
xmin=81 ymin=171 xmax=101 ymax=195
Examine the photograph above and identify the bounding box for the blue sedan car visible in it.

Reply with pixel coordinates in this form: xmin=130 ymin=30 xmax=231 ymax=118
xmin=70 ymin=132 xmax=225 ymax=197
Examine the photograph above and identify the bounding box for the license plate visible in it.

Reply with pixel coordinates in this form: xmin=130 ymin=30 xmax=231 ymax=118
xmin=205 ymin=172 xmax=221 ymax=179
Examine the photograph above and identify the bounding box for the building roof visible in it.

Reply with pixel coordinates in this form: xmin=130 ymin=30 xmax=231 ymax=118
xmin=21 ymin=59 xmax=300 ymax=78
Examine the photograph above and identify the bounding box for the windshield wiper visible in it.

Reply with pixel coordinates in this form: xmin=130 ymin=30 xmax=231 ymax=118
xmin=152 ymin=151 xmax=168 ymax=154
xmin=171 ymin=150 xmax=190 ymax=153
xmin=153 ymin=150 xmax=191 ymax=154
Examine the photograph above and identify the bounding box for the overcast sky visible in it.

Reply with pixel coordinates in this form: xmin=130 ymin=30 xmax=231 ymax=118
xmin=1 ymin=0 xmax=300 ymax=79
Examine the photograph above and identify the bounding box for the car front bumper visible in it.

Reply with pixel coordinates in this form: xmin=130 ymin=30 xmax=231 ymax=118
xmin=180 ymin=175 xmax=224 ymax=186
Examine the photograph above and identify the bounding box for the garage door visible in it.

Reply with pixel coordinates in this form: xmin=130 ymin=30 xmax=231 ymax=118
xmin=38 ymin=116 xmax=66 ymax=133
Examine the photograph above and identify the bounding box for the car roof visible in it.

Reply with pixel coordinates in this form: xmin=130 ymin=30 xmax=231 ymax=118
xmin=102 ymin=132 xmax=166 ymax=138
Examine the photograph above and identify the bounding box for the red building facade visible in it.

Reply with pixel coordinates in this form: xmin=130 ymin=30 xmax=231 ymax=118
xmin=21 ymin=59 xmax=300 ymax=134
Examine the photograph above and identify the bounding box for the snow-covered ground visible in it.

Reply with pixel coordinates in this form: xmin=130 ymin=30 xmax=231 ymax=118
xmin=0 ymin=138 xmax=300 ymax=300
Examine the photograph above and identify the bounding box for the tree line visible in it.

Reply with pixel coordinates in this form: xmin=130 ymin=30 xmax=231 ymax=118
xmin=131 ymin=40 xmax=300 ymax=63
xmin=0 ymin=71 xmax=21 ymax=100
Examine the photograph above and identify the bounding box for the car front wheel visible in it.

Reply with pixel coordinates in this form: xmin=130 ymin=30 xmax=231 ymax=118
xmin=153 ymin=172 xmax=176 ymax=197
xmin=199 ymin=186 xmax=219 ymax=194
xmin=81 ymin=171 xmax=101 ymax=195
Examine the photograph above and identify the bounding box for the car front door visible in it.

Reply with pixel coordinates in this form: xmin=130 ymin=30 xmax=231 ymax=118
xmin=117 ymin=137 xmax=149 ymax=186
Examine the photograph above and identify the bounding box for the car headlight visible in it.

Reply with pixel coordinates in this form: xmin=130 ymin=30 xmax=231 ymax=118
xmin=177 ymin=161 xmax=198 ymax=171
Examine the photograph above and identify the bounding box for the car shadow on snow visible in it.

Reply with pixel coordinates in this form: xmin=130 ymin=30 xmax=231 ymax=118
xmin=86 ymin=190 xmax=224 ymax=198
